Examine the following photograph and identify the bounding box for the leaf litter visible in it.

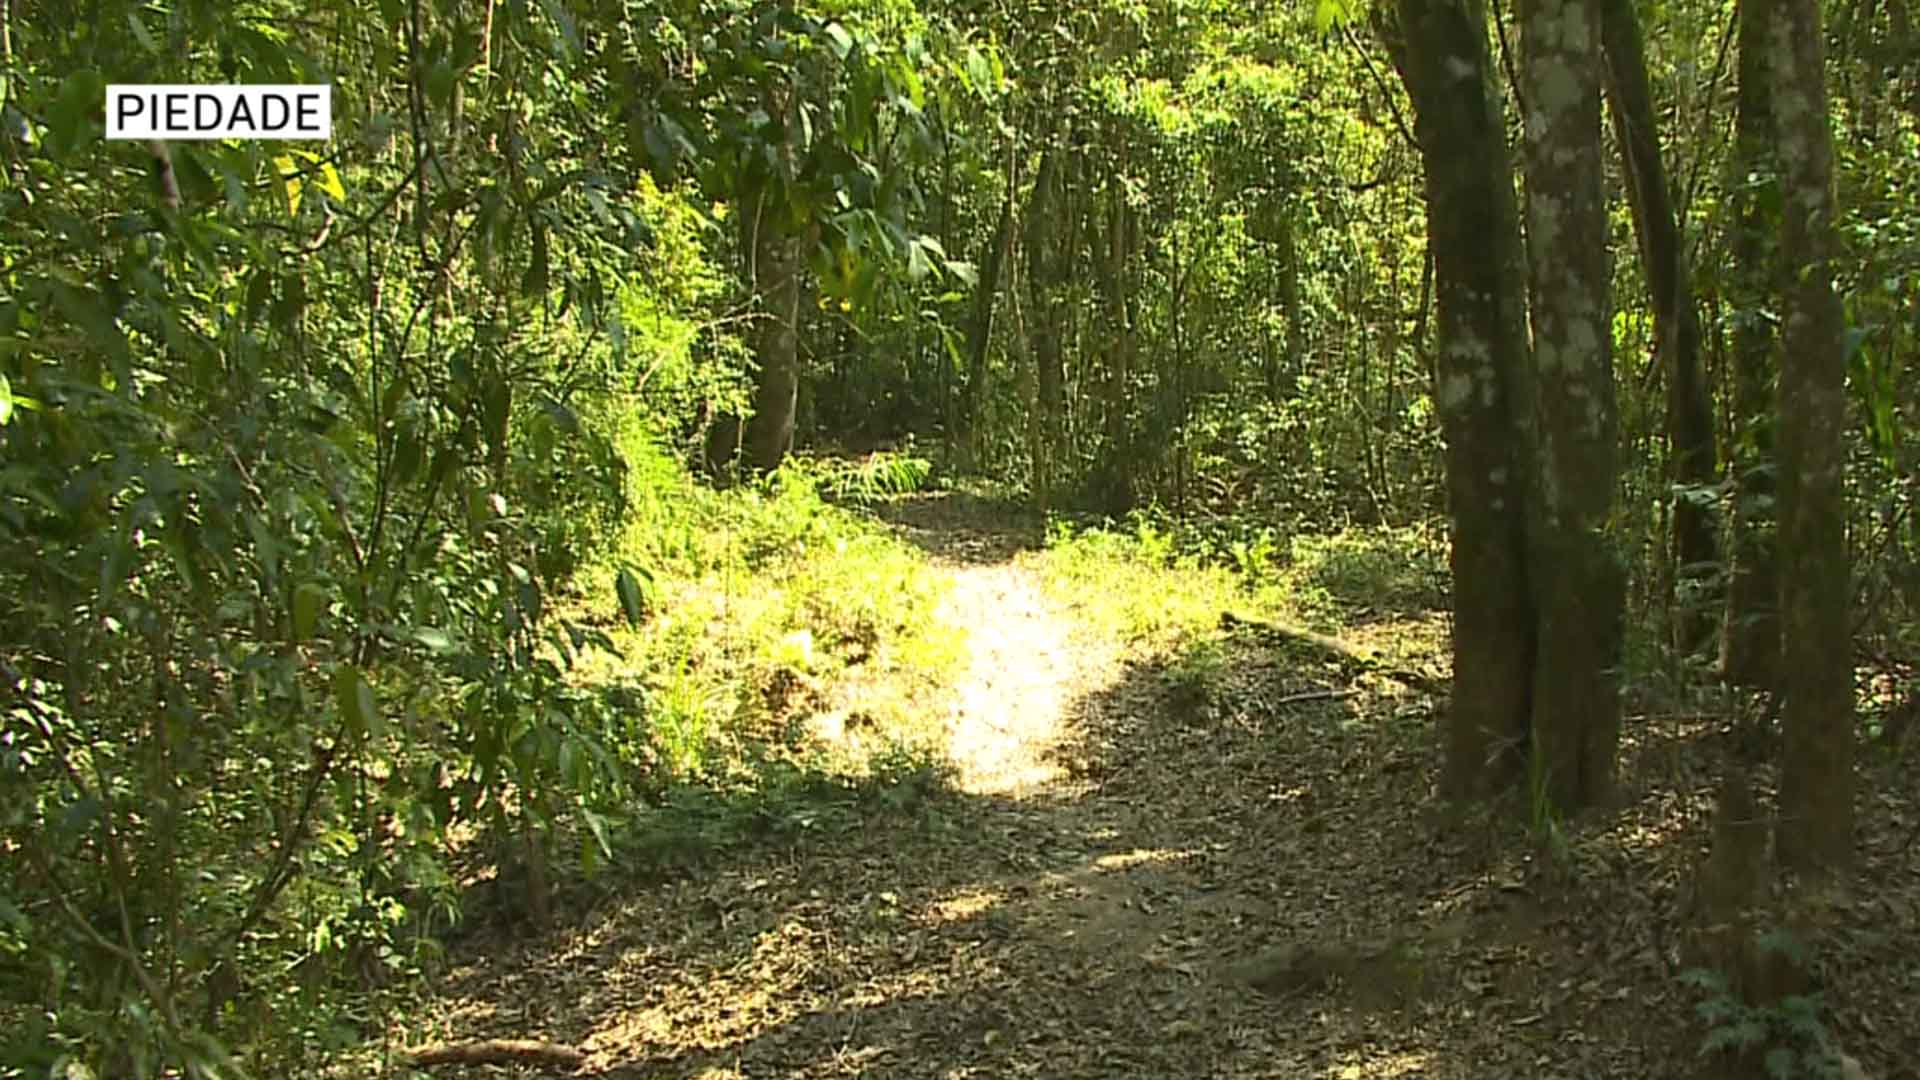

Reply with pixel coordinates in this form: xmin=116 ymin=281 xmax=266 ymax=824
xmin=386 ymin=495 xmax=1920 ymax=1079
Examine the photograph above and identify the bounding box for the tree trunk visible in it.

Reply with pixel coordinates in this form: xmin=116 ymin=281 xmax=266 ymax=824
xmin=741 ymin=188 xmax=802 ymax=472
xmin=1024 ymin=144 xmax=1067 ymax=512
xmin=1378 ymin=0 xmax=1538 ymax=801
xmin=961 ymin=184 xmax=1016 ymax=459
xmin=1769 ymin=0 xmax=1854 ymax=875
xmin=1523 ymin=0 xmax=1623 ymax=809
xmin=1094 ymin=170 xmax=1137 ymax=514
xmin=1276 ymin=209 xmax=1304 ymax=403
xmin=1601 ymin=0 xmax=1719 ymax=657
xmin=1720 ymin=0 xmax=1783 ymax=688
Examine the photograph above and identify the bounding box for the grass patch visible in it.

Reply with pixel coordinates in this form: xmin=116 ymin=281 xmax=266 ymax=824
xmin=1279 ymin=524 xmax=1449 ymax=619
xmin=1025 ymin=516 xmax=1246 ymax=648
xmin=1026 ymin=513 xmax=1450 ymax=676
xmin=562 ymin=436 xmax=965 ymax=867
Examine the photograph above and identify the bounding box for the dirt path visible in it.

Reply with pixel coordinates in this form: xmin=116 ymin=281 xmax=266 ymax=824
xmin=936 ymin=558 xmax=1118 ymax=796
xmin=397 ymin=495 xmax=1920 ymax=1080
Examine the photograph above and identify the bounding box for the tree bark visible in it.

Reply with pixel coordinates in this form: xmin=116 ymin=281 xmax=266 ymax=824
xmin=962 ymin=141 xmax=1018 ymax=460
xmin=739 ymin=59 xmax=804 ymax=474
xmin=1600 ymin=0 xmax=1719 ymax=656
xmin=1524 ymin=0 xmax=1623 ymax=809
xmin=1720 ymin=0 xmax=1783 ymax=688
xmin=1378 ymin=0 xmax=1538 ymax=801
xmin=1024 ymin=144 xmax=1067 ymax=512
xmin=1769 ymin=0 xmax=1854 ymax=875
xmin=1093 ymin=168 xmax=1138 ymax=514
xmin=741 ymin=197 xmax=802 ymax=471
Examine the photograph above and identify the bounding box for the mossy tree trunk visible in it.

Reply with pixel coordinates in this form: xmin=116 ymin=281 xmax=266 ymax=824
xmin=1769 ymin=0 xmax=1854 ymax=875
xmin=1523 ymin=0 xmax=1624 ymax=809
xmin=741 ymin=184 xmax=803 ymax=472
xmin=1379 ymin=0 xmax=1538 ymax=801
xmin=1380 ymin=0 xmax=1626 ymax=812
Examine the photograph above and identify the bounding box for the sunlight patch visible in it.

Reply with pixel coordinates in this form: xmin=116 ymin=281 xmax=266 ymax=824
xmin=1326 ymin=1050 xmax=1434 ymax=1078
xmin=1093 ymin=847 xmax=1199 ymax=871
xmin=922 ymin=887 xmax=1004 ymax=924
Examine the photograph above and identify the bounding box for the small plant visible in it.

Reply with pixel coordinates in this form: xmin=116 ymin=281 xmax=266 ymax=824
xmin=838 ymin=450 xmax=935 ymax=501
xmin=1284 ymin=526 xmax=1448 ymax=615
xmin=1526 ymin=751 xmax=1573 ymax=866
xmin=1162 ymin=635 xmax=1228 ymax=709
xmin=1679 ymin=955 xmax=1854 ymax=1080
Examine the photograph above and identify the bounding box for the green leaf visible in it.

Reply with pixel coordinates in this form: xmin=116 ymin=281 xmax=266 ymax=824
xmin=410 ymin=626 xmax=455 ymax=653
xmin=292 ymin=582 xmax=328 ymax=641
xmin=824 ymin=21 xmax=854 ymax=60
xmin=0 ymin=374 xmax=42 ymax=425
xmin=274 ymin=154 xmax=303 ymax=217
xmin=615 ymin=566 xmax=651 ymax=625
xmin=126 ymin=11 xmax=160 ymax=54
xmin=333 ymin=664 xmax=380 ymax=738
xmin=47 ymin=70 xmax=104 ymax=158
xmin=521 ymin=221 xmax=550 ymax=297
xmin=1313 ymin=0 xmax=1353 ymax=32
xmin=580 ymin=805 xmax=612 ymax=863
xmin=317 ymin=162 xmax=347 ymax=201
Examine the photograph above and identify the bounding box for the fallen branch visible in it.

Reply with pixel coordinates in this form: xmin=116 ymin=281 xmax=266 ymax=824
xmin=1272 ymin=688 xmax=1360 ymax=707
xmin=1218 ymin=611 xmax=1447 ymax=697
xmin=403 ymin=1039 xmax=587 ymax=1072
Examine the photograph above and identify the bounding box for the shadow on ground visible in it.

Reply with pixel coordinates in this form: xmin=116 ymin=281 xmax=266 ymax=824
xmin=861 ymin=490 xmax=1045 ymax=566
xmin=403 ymin=508 xmax=1920 ymax=1080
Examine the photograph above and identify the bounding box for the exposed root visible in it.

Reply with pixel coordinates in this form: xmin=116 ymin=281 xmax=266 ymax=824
xmin=403 ymin=1038 xmax=587 ymax=1072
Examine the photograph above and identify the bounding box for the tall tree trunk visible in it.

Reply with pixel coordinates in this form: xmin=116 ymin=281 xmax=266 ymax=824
xmin=1094 ymin=170 xmax=1137 ymax=514
xmin=961 ymin=184 xmax=1016 ymax=459
xmin=1601 ymin=0 xmax=1719 ymax=656
xmin=739 ymin=53 xmax=803 ymax=474
xmin=1024 ymin=144 xmax=1066 ymax=512
xmin=1524 ymin=0 xmax=1623 ymax=809
xmin=1770 ymin=0 xmax=1854 ymax=875
xmin=741 ymin=185 xmax=802 ymax=472
xmin=1277 ymin=210 xmax=1305 ymax=403
xmin=1378 ymin=0 xmax=1538 ymax=801
xmin=1721 ymin=0 xmax=1783 ymax=687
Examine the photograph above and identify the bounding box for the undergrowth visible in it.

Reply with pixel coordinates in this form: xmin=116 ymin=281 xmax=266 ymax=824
xmin=1028 ymin=512 xmax=1450 ymax=715
xmin=1029 ymin=512 xmax=1448 ymax=647
xmin=567 ymin=436 xmax=962 ymax=869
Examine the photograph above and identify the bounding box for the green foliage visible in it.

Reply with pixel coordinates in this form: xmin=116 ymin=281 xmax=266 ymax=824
xmin=1033 ymin=516 xmax=1244 ymax=646
xmin=617 ymin=744 xmax=953 ymax=870
xmin=812 ymin=449 xmax=936 ymax=503
xmin=578 ymin=448 xmax=962 ymax=778
xmin=1281 ymin=526 xmax=1449 ymax=617
xmin=0 ymin=0 xmax=785 ymax=1071
xmin=1679 ymin=966 xmax=1853 ymax=1080
xmin=1162 ymin=634 xmax=1229 ymax=708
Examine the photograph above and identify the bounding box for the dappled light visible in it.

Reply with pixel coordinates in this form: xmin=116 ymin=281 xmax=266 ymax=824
xmin=4 ymin=0 xmax=1917 ymax=1074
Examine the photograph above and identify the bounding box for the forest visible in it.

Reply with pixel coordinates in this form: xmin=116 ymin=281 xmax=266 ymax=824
xmin=1 ymin=0 xmax=1917 ymax=1075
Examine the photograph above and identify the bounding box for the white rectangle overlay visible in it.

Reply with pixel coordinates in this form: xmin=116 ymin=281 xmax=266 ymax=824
xmin=106 ymin=85 xmax=331 ymax=140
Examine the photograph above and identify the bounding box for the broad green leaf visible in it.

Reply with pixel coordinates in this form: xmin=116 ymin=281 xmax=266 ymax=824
xmin=274 ymin=154 xmax=303 ymax=217
xmin=292 ymin=582 xmax=328 ymax=641
xmin=126 ymin=12 xmax=160 ymax=53
xmin=333 ymin=664 xmax=380 ymax=738
xmin=824 ymin=22 xmax=853 ymax=60
xmin=616 ymin=566 xmax=650 ymax=624
xmin=0 ymin=374 xmax=41 ymax=425
xmin=580 ymin=805 xmax=612 ymax=861
xmin=317 ymin=162 xmax=346 ymax=201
